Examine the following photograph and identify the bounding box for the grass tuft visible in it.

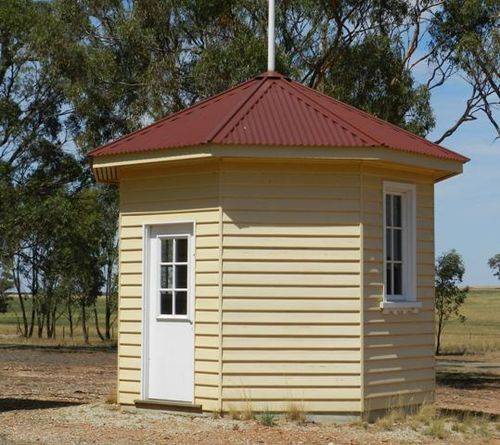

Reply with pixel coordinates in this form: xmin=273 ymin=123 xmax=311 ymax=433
xmin=259 ymin=410 xmax=277 ymax=427
xmin=240 ymin=402 xmax=255 ymax=421
xmin=228 ymin=405 xmax=240 ymax=420
xmin=285 ymin=401 xmax=306 ymax=424
xmin=425 ymin=418 xmax=448 ymax=439
xmin=105 ymin=387 xmax=117 ymax=405
xmin=375 ymin=409 xmax=406 ymax=430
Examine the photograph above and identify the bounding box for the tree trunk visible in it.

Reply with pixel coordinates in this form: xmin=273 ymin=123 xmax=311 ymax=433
xmin=28 ymin=306 xmax=35 ymax=337
xmin=105 ymin=263 xmax=112 ymax=340
xmin=37 ymin=313 xmax=44 ymax=338
xmin=436 ymin=313 xmax=444 ymax=355
xmin=81 ymin=300 xmax=89 ymax=344
xmin=67 ymin=302 xmax=74 ymax=337
xmin=93 ymin=303 xmax=104 ymax=341
xmin=13 ymin=263 xmax=28 ymax=337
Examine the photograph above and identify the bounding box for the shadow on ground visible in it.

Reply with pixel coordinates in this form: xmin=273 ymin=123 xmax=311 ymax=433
xmin=437 ymin=370 xmax=500 ymax=390
xmin=0 ymin=398 xmax=81 ymax=412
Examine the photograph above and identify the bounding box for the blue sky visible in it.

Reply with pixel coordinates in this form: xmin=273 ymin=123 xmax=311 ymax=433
xmin=425 ymin=77 xmax=499 ymax=286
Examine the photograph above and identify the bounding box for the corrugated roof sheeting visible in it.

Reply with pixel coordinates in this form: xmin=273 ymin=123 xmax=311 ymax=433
xmin=88 ymin=72 xmax=468 ymax=163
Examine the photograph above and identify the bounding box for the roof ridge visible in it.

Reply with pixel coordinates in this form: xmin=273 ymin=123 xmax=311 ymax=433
xmin=286 ymin=80 xmax=382 ymax=147
xmin=212 ymin=77 xmax=274 ymax=143
xmin=206 ymin=77 xmax=269 ymax=143
xmin=292 ymin=81 xmax=470 ymax=162
xmin=88 ymin=77 xmax=258 ymax=157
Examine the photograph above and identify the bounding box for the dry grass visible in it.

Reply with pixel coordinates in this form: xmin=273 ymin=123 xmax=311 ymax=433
xmin=105 ymin=387 xmax=117 ymax=405
xmin=424 ymin=418 xmax=448 ymax=439
xmin=439 ymin=288 xmax=500 ymax=355
xmin=227 ymin=405 xmax=240 ymax=420
xmin=376 ymin=403 xmax=496 ymax=441
xmin=240 ymin=401 xmax=255 ymax=421
xmin=375 ymin=408 xmax=407 ymax=430
xmin=285 ymin=401 xmax=306 ymax=424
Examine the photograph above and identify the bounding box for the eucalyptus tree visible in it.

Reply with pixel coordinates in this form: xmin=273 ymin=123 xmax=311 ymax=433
xmin=42 ymin=0 xmax=498 ymax=149
xmin=435 ymin=249 xmax=469 ymax=355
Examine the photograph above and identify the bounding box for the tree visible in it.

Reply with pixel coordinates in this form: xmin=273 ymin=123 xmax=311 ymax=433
xmin=487 ymin=254 xmax=500 ymax=280
xmin=42 ymin=0 xmax=498 ymax=153
xmin=435 ymin=249 xmax=469 ymax=355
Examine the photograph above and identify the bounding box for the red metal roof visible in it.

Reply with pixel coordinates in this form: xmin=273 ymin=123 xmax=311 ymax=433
xmin=89 ymin=71 xmax=468 ymax=163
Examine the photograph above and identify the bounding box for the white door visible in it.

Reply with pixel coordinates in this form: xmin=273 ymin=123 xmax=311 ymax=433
xmin=145 ymin=224 xmax=195 ymax=402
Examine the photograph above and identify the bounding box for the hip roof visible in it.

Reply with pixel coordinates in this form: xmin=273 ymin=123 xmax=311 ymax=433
xmin=88 ymin=71 xmax=469 ymax=163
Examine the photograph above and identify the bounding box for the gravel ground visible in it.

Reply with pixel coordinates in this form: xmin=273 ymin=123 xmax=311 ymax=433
xmin=0 ymin=347 xmax=499 ymax=445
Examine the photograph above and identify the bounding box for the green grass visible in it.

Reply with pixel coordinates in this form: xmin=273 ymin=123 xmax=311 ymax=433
xmin=0 ymin=294 xmax=116 ymax=346
xmin=440 ymin=288 xmax=500 ymax=354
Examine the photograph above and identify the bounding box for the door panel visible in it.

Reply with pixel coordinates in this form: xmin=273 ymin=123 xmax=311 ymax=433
xmin=146 ymin=224 xmax=195 ymax=402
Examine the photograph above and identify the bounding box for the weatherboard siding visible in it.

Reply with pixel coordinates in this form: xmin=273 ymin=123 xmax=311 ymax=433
xmin=219 ymin=161 xmax=363 ymax=413
xmin=117 ymin=161 xmax=221 ymax=409
xmin=115 ymin=158 xmax=437 ymax=414
xmin=362 ymin=166 xmax=436 ymax=411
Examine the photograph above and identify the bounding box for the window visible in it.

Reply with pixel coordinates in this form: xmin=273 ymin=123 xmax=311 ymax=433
xmin=383 ymin=182 xmax=416 ymax=303
xmin=158 ymin=236 xmax=189 ymax=317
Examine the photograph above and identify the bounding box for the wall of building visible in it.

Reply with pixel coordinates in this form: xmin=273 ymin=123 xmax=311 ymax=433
xmin=114 ymin=157 xmax=436 ymax=415
xmin=361 ymin=165 xmax=435 ymax=412
xmin=116 ymin=160 xmax=221 ymax=410
xmin=218 ymin=160 xmax=363 ymax=413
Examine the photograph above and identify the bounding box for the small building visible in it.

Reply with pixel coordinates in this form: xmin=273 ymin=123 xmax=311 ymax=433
xmin=89 ymin=71 xmax=468 ymax=420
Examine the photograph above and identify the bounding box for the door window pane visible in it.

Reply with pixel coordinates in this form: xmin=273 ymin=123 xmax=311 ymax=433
xmin=175 ymin=291 xmax=187 ymax=315
xmin=386 ymin=264 xmax=392 ymax=295
xmin=385 ymin=194 xmax=392 ymax=226
xmin=393 ymin=263 xmax=403 ymax=295
xmin=161 ymin=239 xmax=173 ymax=262
xmin=161 ymin=265 xmax=173 ymax=289
xmin=176 ymin=265 xmax=188 ymax=289
xmin=160 ymin=291 xmax=173 ymax=315
xmin=393 ymin=229 xmax=402 ymax=261
xmin=176 ymin=238 xmax=188 ymax=262
xmin=393 ymin=195 xmax=402 ymax=227
xmin=386 ymin=228 xmax=392 ymax=261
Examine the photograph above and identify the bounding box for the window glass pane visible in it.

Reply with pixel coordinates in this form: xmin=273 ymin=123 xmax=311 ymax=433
xmin=161 ymin=265 xmax=173 ymax=289
xmin=393 ymin=229 xmax=402 ymax=261
xmin=385 ymin=194 xmax=392 ymax=226
xmin=175 ymin=291 xmax=187 ymax=315
xmin=176 ymin=238 xmax=188 ymax=262
xmin=386 ymin=264 xmax=392 ymax=295
xmin=386 ymin=229 xmax=392 ymax=261
xmin=393 ymin=195 xmax=402 ymax=227
xmin=393 ymin=263 xmax=403 ymax=295
xmin=160 ymin=291 xmax=173 ymax=314
xmin=161 ymin=239 xmax=173 ymax=262
xmin=175 ymin=265 xmax=188 ymax=289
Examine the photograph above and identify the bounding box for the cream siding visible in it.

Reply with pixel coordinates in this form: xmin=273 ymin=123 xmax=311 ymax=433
xmin=362 ymin=166 xmax=435 ymax=411
xmin=219 ymin=161 xmax=362 ymax=414
xmin=115 ymin=158 xmax=437 ymax=416
xmin=117 ymin=161 xmax=221 ymax=409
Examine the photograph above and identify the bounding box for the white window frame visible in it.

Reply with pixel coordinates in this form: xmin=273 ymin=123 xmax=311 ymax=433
xmin=382 ymin=181 xmax=417 ymax=304
xmin=156 ymin=234 xmax=191 ymax=320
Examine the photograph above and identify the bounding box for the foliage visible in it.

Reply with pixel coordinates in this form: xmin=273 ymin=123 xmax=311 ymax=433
xmin=40 ymin=0 xmax=498 ymax=150
xmin=435 ymin=249 xmax=469 ymax=355
xmin=487 ymin=254 xmax=500 ymax=280
xmin=259 ymin=410 xmax=277 ymax=427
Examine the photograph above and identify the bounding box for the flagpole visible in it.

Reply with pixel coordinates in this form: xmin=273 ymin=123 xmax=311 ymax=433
xmin=267 ymin=0 xmax=275 ymax=71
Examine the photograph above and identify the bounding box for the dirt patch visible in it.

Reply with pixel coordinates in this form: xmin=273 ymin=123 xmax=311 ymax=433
xmin=0 ymin=348 xmax=498 ymax=444
xmin=0 ymin=347 xmax=115 ymax=406
xmin=436 ymin=354 xmax=500 ymax=416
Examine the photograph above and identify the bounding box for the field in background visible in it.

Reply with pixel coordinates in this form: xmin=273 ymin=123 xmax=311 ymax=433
xmin=439 ymin=288 xmax=500 ymax=355
xmin=0 ymin=295 xmax=116 ymax=347
xmin=0 ymin=288 xmax=498 ymax=353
